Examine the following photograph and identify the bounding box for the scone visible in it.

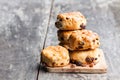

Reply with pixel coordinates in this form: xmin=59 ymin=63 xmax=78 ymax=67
xmin=59 ymin=30 xmax=100 ymax=50
xmin=55 ymin=12 xmax=87 ymax=30
xmin=41 ymin=46 xmax=70 ymax=67
xmin=70 ymin=48 xmax=102 ymax=67
xmin=57 ymin=30 xmax=77 ymax=43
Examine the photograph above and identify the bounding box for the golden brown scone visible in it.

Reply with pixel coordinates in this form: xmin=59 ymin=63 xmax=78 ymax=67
xmin=59 ymin=30 xmax=100 ymax=50
xmin=55 ymin=12 xmax=87 ymax=30
xmin=70 ymin=48 xmax=102 ymax=67
xmin=57 ymin=30 xmax=78 ymax=43
xmin=41 ymin=46 xmax=70 ymax=67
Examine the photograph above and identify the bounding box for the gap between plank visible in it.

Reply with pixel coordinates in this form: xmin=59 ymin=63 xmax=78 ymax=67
xmin=36 ymin=0 xmax=54 ymax=80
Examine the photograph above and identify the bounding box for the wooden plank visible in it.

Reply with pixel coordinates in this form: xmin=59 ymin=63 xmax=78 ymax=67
xmin=0 ymin=0 xmax=51 ymax=80
xmin=90 ymin=0 xmax=120 ymax=77
xmin=45 ymin=50 xmax=107 ymax=73
xmin=38 ymin=0 xmax=120 ymax=80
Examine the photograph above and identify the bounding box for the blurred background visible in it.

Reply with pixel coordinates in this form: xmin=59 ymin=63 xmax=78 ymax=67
xmin=0 ymin=0 xmax=120 ymax=80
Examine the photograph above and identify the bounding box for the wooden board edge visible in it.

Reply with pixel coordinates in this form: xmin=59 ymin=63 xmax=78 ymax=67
xmin=42 ymin=50 xmax=107 ymax=73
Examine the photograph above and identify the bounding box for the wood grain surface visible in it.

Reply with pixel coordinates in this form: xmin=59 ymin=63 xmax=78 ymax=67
xmin=38 ymin=0 xmax=120 ymax=80
xmin=0 ymin=0 xmax=120 ymax=80
xmin=0 ymin=0 xmax=52 ymax=80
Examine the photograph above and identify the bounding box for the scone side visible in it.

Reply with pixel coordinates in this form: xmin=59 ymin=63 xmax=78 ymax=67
xmin=69 ymin=48 xmax=102 ymax=67
xmin=41 ymin=46 xmax=70 ymax=67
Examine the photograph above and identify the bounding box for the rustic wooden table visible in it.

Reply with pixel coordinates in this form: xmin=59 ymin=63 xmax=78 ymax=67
xmin=0 ymin=0 xmax=120 ymax=80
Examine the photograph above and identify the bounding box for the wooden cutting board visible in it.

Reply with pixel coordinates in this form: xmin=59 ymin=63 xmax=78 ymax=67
xmin=42 ymin=50 xmax=107 ymax=73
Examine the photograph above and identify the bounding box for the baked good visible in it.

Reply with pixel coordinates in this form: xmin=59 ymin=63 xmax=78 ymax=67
xmin=58 ymin=30 xmax=100 ymax=50
xmin=70 ymin=48 xmax=102 ymax=67
xmin=55 ymin=12 xmax=87 ymax=30
xmin=57 ymin=30 xmax=77 ymax=43
xmin=41 ymin=46 xmax=70 ymax=67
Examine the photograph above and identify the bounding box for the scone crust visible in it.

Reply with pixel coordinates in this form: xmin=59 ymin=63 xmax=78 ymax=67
xmin=41 ymin=46 xmax=70 ymax=67
xmin=70 ymin=48 xmax=102 ymax=67
xmin=57 ymin=30 xmax=79 ymax=43
xmin=55 ymin=12 xmax=87 ymax=30
xmin=58 ymin=30 xmax=100 ymax=50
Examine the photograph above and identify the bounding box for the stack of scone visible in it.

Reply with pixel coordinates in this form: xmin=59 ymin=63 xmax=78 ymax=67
xmin=55 ymin=12 xmax=101 ymax=67
xmin=41 ymin=12 xmax=102 ymax=67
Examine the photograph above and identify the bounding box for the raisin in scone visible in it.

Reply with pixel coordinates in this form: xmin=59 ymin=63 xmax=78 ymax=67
xmin=59 ymin=30 xmax=100 ymax=50
xmin=41 ymin=46 xmax=70 ymax=67
xmin=55 ymin=12 xmax=87 ymax=30
xmin=70 ymin=48 xmax=102 ymax=67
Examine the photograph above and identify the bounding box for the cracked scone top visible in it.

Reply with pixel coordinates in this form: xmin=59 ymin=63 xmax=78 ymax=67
xmin=55 ymin=12 xmax=87 ymax=30
xmin=41 ymin=46 xmax=70 ymax=67
xmin=58 ymin=30 xmax=100 ymax=50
